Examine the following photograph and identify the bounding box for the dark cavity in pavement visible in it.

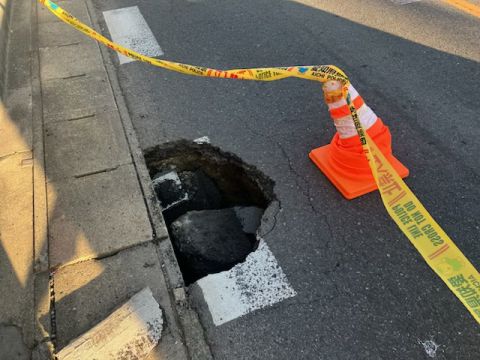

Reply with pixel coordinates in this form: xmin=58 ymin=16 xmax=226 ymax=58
xmin=145 ymin=140 xmax=275 ymax=284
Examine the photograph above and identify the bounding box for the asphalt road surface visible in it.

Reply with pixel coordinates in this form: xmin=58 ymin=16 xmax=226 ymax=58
xmin=88 ymin=0 xmax=479 ymax=358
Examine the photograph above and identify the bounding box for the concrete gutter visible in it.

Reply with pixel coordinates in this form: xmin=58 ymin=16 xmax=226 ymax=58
xmin=84 ymin=1 xmax=213 ymax=358
xmin=0 ymin=0 xmax=12 ymax=99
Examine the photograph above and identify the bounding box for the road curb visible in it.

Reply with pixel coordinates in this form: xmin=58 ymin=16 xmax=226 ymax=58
xmin=84 ymin=1 xmax=213 ymax=359
xmin=23 ymin=0 xmax=210 ymax=357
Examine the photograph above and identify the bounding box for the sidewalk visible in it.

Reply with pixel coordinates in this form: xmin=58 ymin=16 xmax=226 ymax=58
xmin=0 ymin=0 xmax=210 ymax=358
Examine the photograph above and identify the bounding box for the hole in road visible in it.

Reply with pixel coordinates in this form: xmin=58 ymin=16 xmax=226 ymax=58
xmin=145 ymin=140 xmax=275 ymax=285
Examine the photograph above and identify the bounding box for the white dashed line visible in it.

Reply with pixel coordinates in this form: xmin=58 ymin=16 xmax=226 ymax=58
xmin=103 ymin=6 xmax=163 ymax=64
xmin=197 ymin=240 xmax=296 ymax=326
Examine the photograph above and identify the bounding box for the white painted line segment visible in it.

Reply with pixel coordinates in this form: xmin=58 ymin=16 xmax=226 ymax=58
xmin=418 ymin=338 xmax=440 ymax=358
xmin=197 ymin=240 xmax=296 ymax=326
xmin=152 ymin=171 xmax=182 ymax=187
xmin=103 ymin=6 xmax=163 ymax=64
xmin=194 ymin=136 xmax=211 ymax=144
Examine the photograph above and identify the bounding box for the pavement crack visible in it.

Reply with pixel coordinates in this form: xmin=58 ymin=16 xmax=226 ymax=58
xmin=57 ymin=42 xmax=80 ymax=48
xmin=323 ymin=215 xmax=334 ymax=251
xmin=62 ymin=73 xmax=86 ymax=80
xmin=67 ymin=113 xmax=96 ymax=122
xmin=74 ymin=166 xmax=119 ymax=179
xmin=240 ymin=121 xmax=318 ymax=214
xmin=259 ymin=200 xmax=282 ymax=238
xmin=94 ymin=249 xmax=122 ymax=261
xmin=49 ymin=113 xmax=97 ymax=124
xmin=0 ymin=150 xmax=32 ymax=162
xmin=276 ymin=142 xmax=318 ymax=214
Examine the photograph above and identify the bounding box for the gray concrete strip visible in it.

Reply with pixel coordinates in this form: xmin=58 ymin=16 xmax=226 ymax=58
xmin=3 ymin=0 xmax=32 ymax=92
xmin=48 ymin=163 xmax=153 ymax=267
xmin=0 ymin=152 xmax=35 ymax=348
xmin=45 ymin=110 xmax=131 ymax=181
xmin=0 ymin=2 xmax=47 ymax=357
xmin=32 ymin=0 xmax=50 ymax=275
xmin=37 ymin=0 xmax=90 ymax=25
xmin=3 ymin=44 xmax=32 ymax=95
xmin=0 ymin=0 xmax=12 ymax=98
xmin=56 ymin=287 xmax=163 ymax=360
xmin=85 ymin=0 xmax=213 ymax=357
xmin=53 ymin=243 xmax=187 ymax=359
xmin=0 ymin=92 xmax=31 ymax=157
xmin=0 ymin=0 xmax=34 ymax=156
xmin=39 ymin=41 xmax=104 ymax=80
xmin=39 ymin=20 xmax=92 ymax=48
xmin=30 ymin=2 xmax=48 ymax=272
xmin=32 ymin=4 xmax=54 ymax=357
xmin=41 ymin=70 xmax=117 ymax=123
xmin=1 ymin=87 xmax=33 ymax=155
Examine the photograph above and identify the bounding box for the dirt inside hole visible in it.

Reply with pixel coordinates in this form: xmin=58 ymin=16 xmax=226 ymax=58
xmin=145 ymin=140 xmax=275 ymax=284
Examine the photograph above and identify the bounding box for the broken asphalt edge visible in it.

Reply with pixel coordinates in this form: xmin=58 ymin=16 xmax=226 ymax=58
xmin=83 ymin=1 xmax=213 ymax=359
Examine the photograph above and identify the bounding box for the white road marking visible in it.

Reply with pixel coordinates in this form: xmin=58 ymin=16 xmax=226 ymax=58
xmin=418 ymin=339 xmax=440 ymax=358
xmin=103 ymin=6 xmax=163 ymax=64
xmin=194 ymin=136 xmax=211 ymax=144
xmin=197 ymin=240 xmax=296 ymax=326
xmin=152 ymin=171 xmax=182 ymax=187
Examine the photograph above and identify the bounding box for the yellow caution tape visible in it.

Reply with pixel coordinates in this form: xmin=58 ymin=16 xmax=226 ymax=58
xmin=37 ymin=0 xmax=348 ymax=84
xmin=348 ymin=100 xmax=480 ymax=323
xmin=40 ymin=0 xmax=480 ymax=323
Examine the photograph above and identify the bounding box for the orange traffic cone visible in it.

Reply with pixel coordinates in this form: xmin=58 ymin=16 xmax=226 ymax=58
xmin=309 ymin=81 xmax=409 ymax=199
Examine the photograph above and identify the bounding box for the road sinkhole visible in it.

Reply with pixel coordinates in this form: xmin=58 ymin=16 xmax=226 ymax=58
xmin=145 ymin=140 xmax=276 ymax=285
